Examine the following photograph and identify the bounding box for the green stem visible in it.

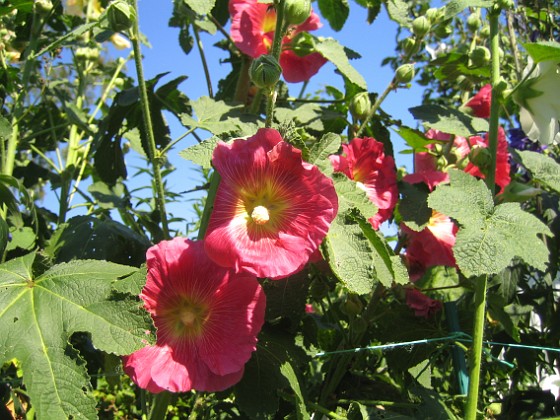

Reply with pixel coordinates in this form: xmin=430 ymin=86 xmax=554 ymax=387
xmin=147 ymin=391 xmax=172 ymax=420
xmin=354 ymin=81 xmax=395 ymax=138
xmin=264 ymin=0 xmax=286 ymax=128
xmin=464 ymin=275 xmax=488 ymax=419
xmin=131 ymin=0 xmax=170 ymax=240
xmin=193 ymin=25 xmax=213 ymax=98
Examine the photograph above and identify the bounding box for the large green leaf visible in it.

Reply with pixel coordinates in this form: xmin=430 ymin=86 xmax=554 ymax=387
xmin=442 ymin=0 xmax=492 ymax=20
xmin=318 ymin=0 xmax=350 ymax=31
xmin=308 ymin=133 xmax=341 ymax=176
xmin=333 ymin=173 xmax=377 ymax=221
xmin=279 ymin=361 xmax=310 ymax=420
xmin=184 ymin=0 xmax=216 ymax=15
xmin=0 ymin=254 xmax=152 ymax=420
xmin=515 ymin=150 xmax=560 ymax=193
xmin=179 ymin=136 xmax=220 ymax=169
xmin=314 ymin=37 xmax=367 ymax=90
xmin=384 ymin=0 xmax=412 ymax=27
xmin=428 ymin=170 xmax=552 ymax=277
xmin=409 ymin=104 xmax=488 ymax=137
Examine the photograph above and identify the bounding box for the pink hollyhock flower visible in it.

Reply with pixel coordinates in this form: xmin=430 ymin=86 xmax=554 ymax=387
xmin=454 ymin=127 xmax=511 ymax=192
xmin=204 ymin=128 xmax=338 ymax=280
xmin=403 ymin=210 xmax=458 ymax=280
xmin=122 ymin=238 xmax=266 ymax=393
xmin=465 ymin=84 xmax=492 ymax=118
xmin=229 ymin=0 xmax=327 ymax=83
xmin=330 ymin=137 xmax=398 ymax=229
xmin=405 ymin=288 xmax=442 ymax=318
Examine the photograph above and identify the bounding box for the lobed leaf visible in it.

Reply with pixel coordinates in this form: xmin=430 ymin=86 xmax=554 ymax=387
xmin=409 ymin=104 xmax=488 ymax=138
xmin=314 ymin=37 xmax=367 ymax=90
xmin=307 ymin=132 xmax=341 ymax=176
xmin=523 ymin=41 xmax=560 ymax=63
xmin=179 ymin=136 xmax=220 ymax=169
xmin=0 ymin=255 xmax=153 ymax=420
xmin=318 ymin=0 xmax=350 ymax=31
xmin=428 ymin=170 xmax=552 ymax=277
xmin=515 ymin=150 xmax=560 ymax=193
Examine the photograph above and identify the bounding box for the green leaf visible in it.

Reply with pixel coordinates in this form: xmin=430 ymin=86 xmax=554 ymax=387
xmin=442 ymin=0 xmax=493 ymax=20
xmin=317 ymin=0 xmax=349 ymax=31
xmin=409 ymin=104 xmax=489 ymax=137
xmin=274 ymin=103 xmax=324 ymax=131
xmin=396 ymin=126 xmax=436 ymax=151
xmin=0 ymin=115 xmax=11 ymax=140
xmin=428 ymin=170 xmax=552 ymax=277
xmin=180 ymin=96 xmax=246 ymax=135
xmin=6 ymin=226 xmax=35 ymax=251
xmin=323 ymin=215 xmax=375 ymax=294
xmin=179 ymin=136 xmax=220 ymax=169
xmin=515 ymin=150 xmax=560 ymax=193
xmin=308 ymin=133 xmax=341 ymax=176
xmin=0 ymin=216 xmax=8 ymax=256
xmin=279 ymin=361 xmax=310 ymax=420
xmin=415 ymin=266 xmax=464 ymax=301
xmin=0 ymin=255 xmax=152 ymax=420
xmin=113 ymin=265 xmax=147 ymax=296
xmin=314 ymin=37 xmax=367 ymax=90
xmin=333 ymin=173 xmax=377 ymax=221
xmin=399 ymin=181 xmax=432 ymax=231
xmin=184 ymin=0 xmax=216 ymax=15
xmin=384 ymin=0 xmax=412 ymax=27
xmin=88 ymin=181 xmax=127 ymax=209
xmin=523 ymin=41 xmax=560 ymax=63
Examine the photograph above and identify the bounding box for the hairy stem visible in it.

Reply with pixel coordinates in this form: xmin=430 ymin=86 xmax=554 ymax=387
xmin=131 ymin=0 xmax=170 ymax=240
xmin=264 ymin=0 xmax=286 ymax=128
xmin=193 ymin=25 xmax=213 ymax=98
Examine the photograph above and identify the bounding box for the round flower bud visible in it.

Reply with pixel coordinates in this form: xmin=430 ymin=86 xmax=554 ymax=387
xmin=412 ymin=16 xmax=431 ymax=38
xmin=34 ymin=0 xmax=53 ymax=14
xmin=395 ymin=63 xmax=415 ymax=84
xmin=108 ymin=0 xmax=136 ymax=33
xmin=469 ymin=46 xmax=491 ymax=67
xmin=468 ymin=145 xmax=492 ymax=170
xmin=402 ymin=37 xmax=417 ymax=56
xmin=425 ymin=8 xmax=441 ymax=24
xmin=434 ymin=22 xmax=453 ymax=39
xmin=349 ymin=92 xmax=371 ymax=120
xmin=250 ymin=54 xmax=282 ymax=89
xmin=467 ymin=13 xmax=482 ymax=31
xmin=480 ymin=25 xmax=491 ymax=38
xmin=284 ymin=0 xmax=312 ymax=26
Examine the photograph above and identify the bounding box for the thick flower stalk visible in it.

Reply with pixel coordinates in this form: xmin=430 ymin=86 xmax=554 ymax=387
xmin=123 ymin=238 xmax=266 ymax=393
xmin=329 ymin=137 xmax=398 ymax=229
xmin=204 ymin=128 xmax=338 ymax=280
xmin=229 ymin=0 xmax=327 ymax=83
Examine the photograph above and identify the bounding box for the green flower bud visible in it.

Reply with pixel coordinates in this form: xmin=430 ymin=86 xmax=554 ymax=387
xmin=108 ymin=0 xmax=136 ymax=33
xmin=284 ymin=0 xmax=312 ymax=26
xmin=250 ymin=54 xmax=282 ymax=89
xmin=76 ymin=47 xmax=99 ymax=61
xmin=467 ymin=13 xmax=481 ymax=31
xmin=349 ymin=92 xmax=371 ymax=120
xmin=340 ymin=294 xmax=363 ymax=318
xmin=395 ymin=63 xmax=415 ymax=84
xmin=34 ymin=0 xmax=53 ymax=14
xmin=412 ymin=16 xmax=430 ymax=38
xmin=469 ymin=46 xmax=491 ymax=67
xmin=401 ymin=37 xmax=417 ymax=55
xmin=434 ymin=22 xmax=453 ymax=39
xmin=425 ymin=8 xmax=441 ymax=24
xmin=468 ymin=145 xmax=492 ymax=170
xmin=480 ymin=25 xmax=491 ymax=38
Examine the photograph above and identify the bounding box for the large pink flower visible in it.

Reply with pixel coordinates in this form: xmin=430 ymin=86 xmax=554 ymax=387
xmin=204 ymin=128 xmax=338 ymax=280
xmin=330 ymin=137 xmax=398 ymax=229
xmin=122 ymin=238 xmax=266 ymax=393
xmin=229 ymin=0 xmax=327 ymax=83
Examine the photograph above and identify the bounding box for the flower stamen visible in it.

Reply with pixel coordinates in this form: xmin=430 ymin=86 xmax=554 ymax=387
xmin=251 ymin=205 xmax=270 ymax=225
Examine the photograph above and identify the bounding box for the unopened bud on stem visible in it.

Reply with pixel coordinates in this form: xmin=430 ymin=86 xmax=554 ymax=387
xmin=250 ymin=54 xmax=282 ymax=89
xmin=284 ymin=0 xmax=312 ymax=26
xmin=108 ymin=0 xmax=136 ymax=33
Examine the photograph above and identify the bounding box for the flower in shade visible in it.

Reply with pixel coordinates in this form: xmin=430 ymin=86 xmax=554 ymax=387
xmin=330 ymin=137 xmax=398 ymax=229
xmin=229 ymin=0 xmax=327 ymax=83
xmin=402 ymin=210 xmax=458 ymax=281
xmin=465 ymin=84 xmax=492 ymax=118
xmin=405 ymin=288 xmax=442 ymax=318
xmin=122 ymin=238 xmax=266 ymax=393
xmin=204 ymin=128 xmax=338 ymax=280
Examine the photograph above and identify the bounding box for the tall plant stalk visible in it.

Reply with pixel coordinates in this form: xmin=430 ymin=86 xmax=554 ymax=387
xmin=464 ymin=10 xmax=501 ymax=419
xmin=265 ymin=0 xmax=286 ymax=128
xmin=131 ymin=0 xmax=170 ymax=240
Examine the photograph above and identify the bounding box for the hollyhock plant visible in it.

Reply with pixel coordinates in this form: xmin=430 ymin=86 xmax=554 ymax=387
xmin=330 ymin=137 xmax=398 ymax=229
xmin=405 ymin=288 xmax=443 ymax=318
xmin=122 ymin=238 xmax=266 ymax=393
xmin=229 ymin=0 xmax=327 ymax=83
xmin=204 ymin=128 xmax=338 ymax=280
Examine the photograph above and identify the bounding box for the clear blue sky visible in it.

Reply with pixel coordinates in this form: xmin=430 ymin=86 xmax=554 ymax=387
xmin=116 ymin=1 xmax=423 ymax=228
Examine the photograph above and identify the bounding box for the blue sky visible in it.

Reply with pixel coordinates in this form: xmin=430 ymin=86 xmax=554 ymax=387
xmin=109 ymin=1 xmax=425 ymax=228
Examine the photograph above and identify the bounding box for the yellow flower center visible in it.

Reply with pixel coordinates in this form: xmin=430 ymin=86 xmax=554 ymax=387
xmin=251 ymin=205 xmax=270 ymax=225
xmin=164 ymin=297 xmax=209 ymax=341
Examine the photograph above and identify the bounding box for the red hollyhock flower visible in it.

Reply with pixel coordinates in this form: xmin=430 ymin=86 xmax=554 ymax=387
xmin=229 ymin=0 xmax=327 ymax=83
xmin=405 ymin=288 xmax=442 ymax=318
xmin=403 ymin=210 xmax=458 ymax=280
xmin=329 ymin=137 xmax=398 ymax=229
xmin=122 ymin=238 xmax=266 ymax=393
xmin=465 ymin=84 xmax=492 ymax=118
xmin=204 ymin=128 xmax=338 ymax=280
